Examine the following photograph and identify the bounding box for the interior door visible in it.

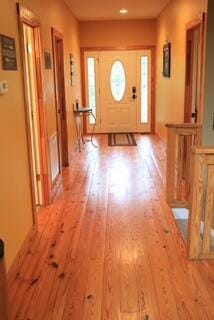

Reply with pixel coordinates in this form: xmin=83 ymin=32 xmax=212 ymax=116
xmin=99 ymin=51 xmax=137 ymax=133
xmin=23 ymin=24 xmax=43 ymax=207
xmin=184 ymin=13 xmax=206 ymax=125
xmin=53 ymin=34 xmax=69 ymax=168
xmin=185 ymin=26 xmax=200 ymax=123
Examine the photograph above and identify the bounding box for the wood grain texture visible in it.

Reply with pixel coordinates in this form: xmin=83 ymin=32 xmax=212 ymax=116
xmin=8 ymin=134 xmax=214 ymax=319
xmin=165 ymin=123 xmax=202 ymax=208
xmin=188 ymin=148 xmax=214 ymax=259
xmin=202 ymin=165 xmax=214 ymax=255
xmin=17 ymin=4 xmax=52 ymax=216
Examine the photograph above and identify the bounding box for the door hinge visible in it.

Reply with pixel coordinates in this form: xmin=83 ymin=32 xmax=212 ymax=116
xmin=36 ymin=173 xmax=41 ymax=181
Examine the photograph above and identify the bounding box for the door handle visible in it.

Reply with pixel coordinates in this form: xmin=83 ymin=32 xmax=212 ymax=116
xmin=130 ymin=86 xmax=137 ymax=101
xmin=132 ymin=86 xmax=136 ymax=94
xmin=130 ymin=94 xmax=137 ymax=101
xmin=191 ymin=108 xmax=198 ymax=121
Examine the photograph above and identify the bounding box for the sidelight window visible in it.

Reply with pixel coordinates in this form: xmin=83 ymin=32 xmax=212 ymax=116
xmin=140 ymin=56 xmax=149 ymax=123
xmin=87 ymin=57 xmax=96 ymax=124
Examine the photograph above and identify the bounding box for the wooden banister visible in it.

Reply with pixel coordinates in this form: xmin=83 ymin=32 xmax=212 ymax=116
xmin=166 ymin=124 xmax=214 ymax=260
xmin=165 ymin=123 xmax=202 ymax=208
xmin=0 ymin=239 xmax=10 ymax=320
xmin=188 ymin=147 xmax=214 ymax=259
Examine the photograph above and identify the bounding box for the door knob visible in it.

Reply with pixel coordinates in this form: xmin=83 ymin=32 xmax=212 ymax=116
xmin=132 ymin=86 xmax=136 ymax=94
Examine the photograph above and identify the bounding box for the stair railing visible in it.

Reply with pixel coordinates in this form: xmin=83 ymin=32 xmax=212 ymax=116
xmin=165 ymin=123 xmax=202 ymax=208
xmin=188 ymin=147 xmax=214 ymax=259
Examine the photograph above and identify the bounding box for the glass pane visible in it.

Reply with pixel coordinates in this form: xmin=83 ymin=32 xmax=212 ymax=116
xmin=87 ymin=57 xmax=96 ymax=124
xmin=141 ymin=56 xmax=149 ymax=123
xmin=110 ymin=61 xmax=126 ymax=102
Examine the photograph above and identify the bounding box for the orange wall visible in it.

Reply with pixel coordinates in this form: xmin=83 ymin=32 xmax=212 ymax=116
xmin=19 ymin=0 xmax=82 ymax=148
xmin=0 ymin=0 xmax=81 ymax=269
xmin=0 ymin=0 xmax=33 ymax=269
xmin=156 ymin=0 xmax=207 ymax=141
xmin=80 ymin=20 xmax=157 ymax=48
xmin=202 ymin=0 xmax=214 ymax=145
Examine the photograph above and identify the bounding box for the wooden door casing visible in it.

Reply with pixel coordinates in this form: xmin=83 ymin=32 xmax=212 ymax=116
xmin=52 ymin=28 xmax=69 ymax=177
xmin=17 ymin=4 xmax=51 ymax=222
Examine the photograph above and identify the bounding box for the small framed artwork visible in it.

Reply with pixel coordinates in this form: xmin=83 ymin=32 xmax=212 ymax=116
xmin=0 ymin=34 xmax=17 ymax=70
xmin=163 ymin=42 xmax=171 ymax=78
xmin=70 ymin=54 xmax=75 ymax=86
xmin=44 ymin=50 xmax=52 ymax=69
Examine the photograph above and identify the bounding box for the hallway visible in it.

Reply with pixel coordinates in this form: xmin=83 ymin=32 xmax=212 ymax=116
xmin=8 ymin=134 xmax=214 ymax=320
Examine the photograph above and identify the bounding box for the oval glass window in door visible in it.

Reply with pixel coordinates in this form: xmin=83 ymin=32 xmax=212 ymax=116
xmin=110 ymin=61 xmax=126 ymax=102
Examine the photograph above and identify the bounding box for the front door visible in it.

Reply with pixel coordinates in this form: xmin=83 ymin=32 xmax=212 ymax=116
xmin=84 ymin=50 xmax=152 ymax=133
xmin=99 ymin=51 xmax=137 ymax=132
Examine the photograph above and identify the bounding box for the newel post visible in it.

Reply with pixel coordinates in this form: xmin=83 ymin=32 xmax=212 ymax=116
xmin=0 ymin=239 xmax=10 ymax=320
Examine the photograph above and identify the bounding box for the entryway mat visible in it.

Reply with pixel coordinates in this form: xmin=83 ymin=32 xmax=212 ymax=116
xmin=108 ymin=133 xmax=137 ymax=146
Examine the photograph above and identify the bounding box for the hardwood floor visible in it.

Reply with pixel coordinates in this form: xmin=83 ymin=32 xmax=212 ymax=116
xmin=8 ymin=134 xmax=214 ymax=320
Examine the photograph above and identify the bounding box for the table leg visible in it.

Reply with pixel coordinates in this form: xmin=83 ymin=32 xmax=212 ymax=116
xmin=90 ymin=112 xmax=98 ymax=148
xmin=75 ymin=114 xmax=82 ymax=152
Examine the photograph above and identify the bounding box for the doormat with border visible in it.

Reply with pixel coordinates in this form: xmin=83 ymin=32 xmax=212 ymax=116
xmin=108 ymin=133 xmax=137 ymax=146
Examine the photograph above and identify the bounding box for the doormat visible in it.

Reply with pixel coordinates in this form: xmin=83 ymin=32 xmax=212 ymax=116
xmin=108 ymin=133 xmax=137 ymax=146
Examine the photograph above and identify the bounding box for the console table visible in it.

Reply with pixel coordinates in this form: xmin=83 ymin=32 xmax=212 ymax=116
xmin=73 ymin=107 xmax=97 ymax=152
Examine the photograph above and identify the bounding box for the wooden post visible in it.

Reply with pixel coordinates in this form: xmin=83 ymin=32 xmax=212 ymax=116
xmin=0 ymin=239 xmax=10 ymax=320
xmin=188 ymin=147 xmax=214 ymax=259
xmin=165 ymin=123 xmax=202 ymax=208
xmin=188 ymin=151 xmax=205 ymax=259
xmin=166 ymin=126 xmax=177 ymax=205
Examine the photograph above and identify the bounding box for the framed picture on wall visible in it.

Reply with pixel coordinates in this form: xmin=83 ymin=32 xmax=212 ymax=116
xmin=163 ymin=42 xmax=171 ymax=78
xmin=70 ymin=54 xmax=75 ymax=86
xmin=0 ymin=34 xmax=17 ymax=70
xmin=44 ymin=50 xmax=52 ymax=69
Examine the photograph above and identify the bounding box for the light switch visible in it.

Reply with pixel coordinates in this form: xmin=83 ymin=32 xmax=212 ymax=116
xmin=0 ymin=80 xmax=8 ymax=95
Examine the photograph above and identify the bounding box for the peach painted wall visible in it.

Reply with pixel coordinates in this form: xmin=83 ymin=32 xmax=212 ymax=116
xmin=202 ymin=0 xmax=214 ymax=145
xmin=80 ymin=20 xmax=157 ymax=47
xmin=0 ymin=0 xmax=33 ymax=269
xmin=19 ymin=0 xmax=82 ymax=150
xmin=156 ymin=0 xmax=208 ymax=141
xmin=0 ymin=0 xmax=81 ymax=269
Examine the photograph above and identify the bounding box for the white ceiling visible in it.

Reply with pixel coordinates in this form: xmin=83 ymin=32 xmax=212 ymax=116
xmin=64 ymin=0 xmax=171 ymax=21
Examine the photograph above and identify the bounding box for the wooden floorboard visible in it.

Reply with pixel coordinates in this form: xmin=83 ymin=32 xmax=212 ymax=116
xmin=8 ymin=134 xmax=214 ymax=320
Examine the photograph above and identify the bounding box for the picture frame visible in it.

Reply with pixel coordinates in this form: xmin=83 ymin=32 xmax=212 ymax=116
xmin=70 ymin=54 xmax=75 ymax=86
xmin=0 ymin=34 xmax=17 ymax=70
xmin=163 ymin=42 xmax=171 ymax=78
xmin=44 ymin=50 xmax=52 ymax=69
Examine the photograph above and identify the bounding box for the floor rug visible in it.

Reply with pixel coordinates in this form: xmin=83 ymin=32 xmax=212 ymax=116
xmin=108 ymin=133 xmax=137 ymax=146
